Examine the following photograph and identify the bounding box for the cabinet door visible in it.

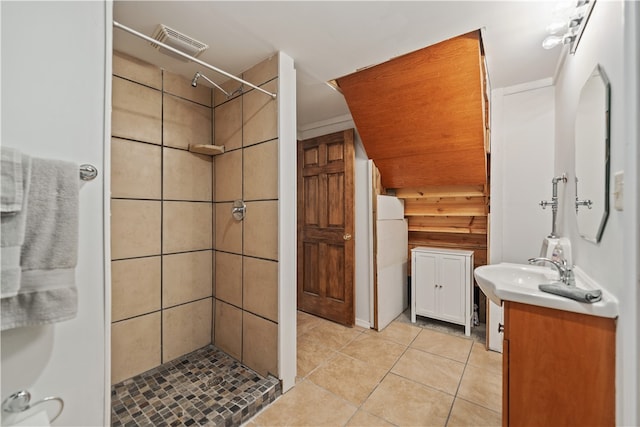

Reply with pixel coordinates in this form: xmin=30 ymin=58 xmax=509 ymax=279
xmin=506 ymin=302 xmax=615 ymax=426
xmin=414 ymin=252 xmax=438 ymax=317
xmin=438 ymin=255 xmax=465 ymax=323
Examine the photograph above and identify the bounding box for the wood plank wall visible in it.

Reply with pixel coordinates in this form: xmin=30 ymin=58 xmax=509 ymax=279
xmin=395 ymin=185 xmax=489 ymax=272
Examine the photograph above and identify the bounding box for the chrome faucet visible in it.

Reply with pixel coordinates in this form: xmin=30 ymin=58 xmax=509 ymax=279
xmin=528 ymin=257 xmax=575 ymax=286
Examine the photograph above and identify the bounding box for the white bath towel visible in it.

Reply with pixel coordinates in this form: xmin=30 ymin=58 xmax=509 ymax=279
xmin=1 ymin=155 xmax=79 ymax=330
xmin=1 ymin=148 xmax=31 ymax=298
xmin=1 ymin=147 xmax=25 ymax=212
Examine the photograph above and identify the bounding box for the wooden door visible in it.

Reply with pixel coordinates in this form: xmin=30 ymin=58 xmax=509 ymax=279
xmin=297 ymin=129 xmax=355 ymax=326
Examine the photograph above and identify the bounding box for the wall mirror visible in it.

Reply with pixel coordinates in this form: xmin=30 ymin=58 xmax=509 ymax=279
xmin=574 ymin=64 xmax=610 ymax=243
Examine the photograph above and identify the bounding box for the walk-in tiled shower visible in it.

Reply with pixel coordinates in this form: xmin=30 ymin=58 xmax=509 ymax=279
xmin=110 ymin=50 xmax=281 ymax=426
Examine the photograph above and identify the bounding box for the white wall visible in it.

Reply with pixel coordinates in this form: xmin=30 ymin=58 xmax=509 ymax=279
xmin=490 ymin=82 xmax=556 ymax=264
xmin=626 ymin=3 xmax=640 ymax=424
xmin=554 ymin=1 xmax=638 ymax=423
xmin=277 ymin=52 xmax=297 ymax=393
xmin=298 ymin=117 xmax=372 ymax=328
xmin=1 ymin=2 xmax=109 ymax=425
xmin=353 ymin=137 xmax=372 ymax=328
xmin=555 ymin=1 xmax=624 ymax=296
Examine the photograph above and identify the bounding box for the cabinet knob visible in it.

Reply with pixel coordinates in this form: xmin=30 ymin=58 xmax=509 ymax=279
xmin=498 ymin=323 xmax=505 ymax=333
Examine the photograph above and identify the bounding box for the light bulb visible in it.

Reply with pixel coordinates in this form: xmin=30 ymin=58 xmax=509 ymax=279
xmin=542 ymin=35 xmax=563 ymax=49
xmin=568 ymin=16 xmax=583 ymax=29
xmin=546 ymin=21 xmax=568 ymax=34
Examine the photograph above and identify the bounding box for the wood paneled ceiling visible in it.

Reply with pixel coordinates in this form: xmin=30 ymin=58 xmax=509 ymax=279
xmin=337 ymin=31 xmax=487 ymax=189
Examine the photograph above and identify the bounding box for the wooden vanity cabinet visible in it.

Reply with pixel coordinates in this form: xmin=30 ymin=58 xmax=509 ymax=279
xmin=502 ymin=301 xmax=615 ymax=427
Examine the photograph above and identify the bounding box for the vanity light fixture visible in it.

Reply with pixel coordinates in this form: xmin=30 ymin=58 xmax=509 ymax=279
xmin=542 ymin=0 xmax=595 ymax=54
xmin=545 ymin=14 xmax=582 ymax=36
xmin=542 ymin=34 xmax=576 ymax=50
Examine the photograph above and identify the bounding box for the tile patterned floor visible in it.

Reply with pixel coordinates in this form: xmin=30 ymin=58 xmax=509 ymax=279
xmin=246 ymin=311 xmax=502 ymax=427
xmin=111 ymin=346 xmax=280 ymax=426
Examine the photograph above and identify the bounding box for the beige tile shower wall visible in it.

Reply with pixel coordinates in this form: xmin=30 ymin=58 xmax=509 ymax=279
xmin=213 ymin=54 xmax=279 ymax=378
xmin=110 ymin=51 xmax=214 ymax=385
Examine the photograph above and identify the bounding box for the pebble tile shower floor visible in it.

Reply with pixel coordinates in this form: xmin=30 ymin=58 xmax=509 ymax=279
xmin=111 ymin=346 xmax=281 ymax=426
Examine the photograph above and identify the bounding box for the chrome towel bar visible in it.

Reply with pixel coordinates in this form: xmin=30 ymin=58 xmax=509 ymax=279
xmin=79 ymin=164 xmax=98 ymax=181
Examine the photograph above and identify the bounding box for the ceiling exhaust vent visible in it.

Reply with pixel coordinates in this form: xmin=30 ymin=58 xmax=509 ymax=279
xmin=150 ymin=24 xmax=208 ymax=62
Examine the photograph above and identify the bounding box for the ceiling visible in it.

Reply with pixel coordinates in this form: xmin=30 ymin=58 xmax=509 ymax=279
xmin=113 ymin=1 xmax=563 ymax=128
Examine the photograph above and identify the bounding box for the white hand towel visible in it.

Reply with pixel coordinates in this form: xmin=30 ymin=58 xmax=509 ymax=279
xmin=1 ymin=156 xmax=79 ymax=331
xmin=1 ymin=148 xmax=31 ymax=298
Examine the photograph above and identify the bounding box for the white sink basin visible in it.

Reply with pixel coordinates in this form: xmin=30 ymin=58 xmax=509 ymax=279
xmin=474 ymin=263 xmax=618 ymax=318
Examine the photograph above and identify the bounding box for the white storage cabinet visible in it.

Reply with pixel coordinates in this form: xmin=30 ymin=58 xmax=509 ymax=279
xmin=411 ymin=247 xmax=474 ymax=336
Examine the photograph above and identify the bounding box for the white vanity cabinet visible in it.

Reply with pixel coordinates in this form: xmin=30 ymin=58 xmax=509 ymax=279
xmin=411 ymin=247 xmax=474 ymax=336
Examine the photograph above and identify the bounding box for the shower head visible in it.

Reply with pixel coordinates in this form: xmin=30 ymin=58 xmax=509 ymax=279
xmin=229 ymin=86 xmax=244 ymax=98
xmin=190 ymin=71 xmax=238 ymax=98
xmin=191 ymin=72 xmax=201 ymax=87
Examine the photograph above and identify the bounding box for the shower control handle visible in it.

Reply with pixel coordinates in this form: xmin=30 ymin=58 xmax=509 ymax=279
xmin=232 ymin=200 xmax=246 ymax=221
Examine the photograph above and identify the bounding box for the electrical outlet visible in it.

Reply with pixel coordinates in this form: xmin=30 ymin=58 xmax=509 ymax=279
xmin=614 ymin=171 xmax=624 ymax=211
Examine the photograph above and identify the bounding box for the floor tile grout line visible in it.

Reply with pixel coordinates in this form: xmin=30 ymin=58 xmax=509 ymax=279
xmin=372 ymin=323 xmax=488 ymax=425
xmin=397 ymin=312 xmax=487 ymax=342
xmin=300 ymin=349 xmax=342 ymax=380
xmin=443 ymin=340 xmax=475 ymax=426
xmin=296 ymin=317 xmax=366 ymax=381
xmin=454 ymin=395 xmax=503 ymax=416
xmin=406 ymin=329 xmax=475 ymax=365
xmin=296 ymin=371 xmax=387 ymax=427
xmin=278 ymin=312 xmax=499 ymax=427
xmin=304 ymin=319 xmax=475 ymax=426
xmin=339 ymin=332 xmax=416 ymax=426
xmin=298 ymin=320 xmax=402 ymax=425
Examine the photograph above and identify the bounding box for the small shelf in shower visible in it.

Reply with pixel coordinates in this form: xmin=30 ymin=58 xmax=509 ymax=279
xmin=188 ymin=144 xmax=225 ymax=156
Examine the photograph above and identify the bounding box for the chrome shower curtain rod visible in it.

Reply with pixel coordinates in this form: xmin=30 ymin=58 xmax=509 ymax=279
xmin=113 ymin=21 xmax=277 ymax=99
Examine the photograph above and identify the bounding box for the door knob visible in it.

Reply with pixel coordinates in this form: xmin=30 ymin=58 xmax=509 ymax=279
xmin=343 ymin=233 xmax=352 ymax=241
xmin=498 ymin=323 xmax=505 ymax=333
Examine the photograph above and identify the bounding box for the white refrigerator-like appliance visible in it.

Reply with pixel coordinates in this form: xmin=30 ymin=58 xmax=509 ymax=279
xmin=375 ymin=195 xmax=409 ymax=330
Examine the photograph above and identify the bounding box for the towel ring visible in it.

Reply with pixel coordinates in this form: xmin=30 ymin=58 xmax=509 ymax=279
xmin=79 ymin=164 xmax=98 ymax=181
xmin=2 ymin=390 xmax=64 ymax=423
